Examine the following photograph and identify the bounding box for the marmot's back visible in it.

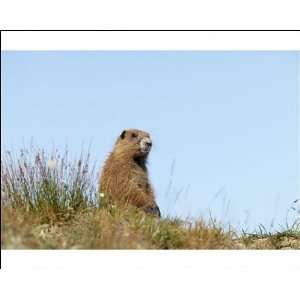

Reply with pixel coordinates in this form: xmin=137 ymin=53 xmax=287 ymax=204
xmin=99 ymin=129 xmax=160 ymax=217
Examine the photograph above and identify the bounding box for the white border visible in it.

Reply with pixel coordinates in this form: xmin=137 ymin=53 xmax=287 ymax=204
xmin=298 ymin=51 xmax=300 ymax=201
xmin=2 ymin=31 xmax=300 ymax=50
xmin=1 ymin=0 xmax=300 ymax=30
xmin=2 ymin=250 xmax=300 ymax=271
xmin=1 ymin=250 xmax=300 ymax=300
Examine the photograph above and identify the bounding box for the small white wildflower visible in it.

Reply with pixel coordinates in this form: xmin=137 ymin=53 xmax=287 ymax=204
xmin=39 ymin=229 xmax=46 ymax=239
xmin=99 ymin=192 xmax=105 ymax=198
xmin=47 ymin=159 xmax=57 ymax=169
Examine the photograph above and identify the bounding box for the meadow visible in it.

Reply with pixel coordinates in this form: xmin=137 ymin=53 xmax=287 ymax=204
xmin=1 ymin=146 xmax=299 ymax=249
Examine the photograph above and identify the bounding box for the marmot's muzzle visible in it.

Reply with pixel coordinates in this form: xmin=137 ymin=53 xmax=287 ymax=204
xmin=140 ymin=137 xmax=152 ymax=153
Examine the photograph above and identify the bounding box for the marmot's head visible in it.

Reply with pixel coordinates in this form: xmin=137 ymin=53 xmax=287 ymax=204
xmin=114 ymin=129 xmax=152 ymax=161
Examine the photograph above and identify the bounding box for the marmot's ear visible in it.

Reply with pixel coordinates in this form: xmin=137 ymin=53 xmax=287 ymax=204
xmin=120 ymin=130 xmax=126 ymax=139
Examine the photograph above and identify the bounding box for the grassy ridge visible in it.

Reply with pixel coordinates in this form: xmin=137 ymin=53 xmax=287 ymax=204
xmin=1 ymin=147 xmax=299 ymax=249
xmin=2 ymin=206 xmax=238 ymax=249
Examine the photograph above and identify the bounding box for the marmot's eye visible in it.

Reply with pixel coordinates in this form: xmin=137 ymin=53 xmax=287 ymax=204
xmin=131 ymin=133 xmax=138 ymax=138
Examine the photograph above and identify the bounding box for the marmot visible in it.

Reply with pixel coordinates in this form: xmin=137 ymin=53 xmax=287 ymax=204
xmin=99 ymin=129 xmax=161 ymax=217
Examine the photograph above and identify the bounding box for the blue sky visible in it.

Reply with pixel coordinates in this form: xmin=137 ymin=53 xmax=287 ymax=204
xmin=1 ymin=51 xmax=299 ymax=231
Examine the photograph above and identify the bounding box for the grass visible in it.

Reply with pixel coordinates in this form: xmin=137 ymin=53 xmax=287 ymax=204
xmin=1 ymin=146 xmax=299 ymax=249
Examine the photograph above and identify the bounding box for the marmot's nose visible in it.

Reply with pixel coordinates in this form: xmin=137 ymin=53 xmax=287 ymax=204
xmin=146 ymin=141 xmax=152 ymax=147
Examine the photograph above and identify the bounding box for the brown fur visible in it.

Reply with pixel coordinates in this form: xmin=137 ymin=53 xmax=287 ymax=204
xmin=99 ymin=129 xmax=160 ymax=217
